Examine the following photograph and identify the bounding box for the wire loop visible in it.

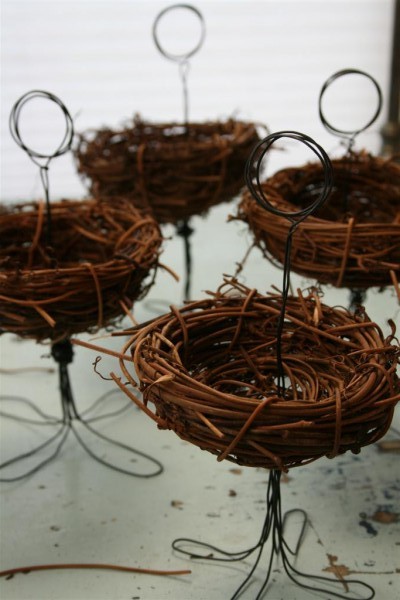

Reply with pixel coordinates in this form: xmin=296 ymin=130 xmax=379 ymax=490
xmin=9 ymin=89 xmax=74 ymax=166
xmin=245 ymin=130 xmax=333 ymax=223
xmin=9 ymin=90 xmax=74 ymax=246
xmin=245 ymin=131 xmax=333 ymax=396
xmin=318 ymin=68 xmax=382 ymax=143
xmin=152 ymin=3 xmax=206 ymax=63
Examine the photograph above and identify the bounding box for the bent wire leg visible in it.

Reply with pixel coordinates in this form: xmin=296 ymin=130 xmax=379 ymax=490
xmin=0 ymin=418 xmax=70 ymax=482
xmin=0 ymin=339 xmax=163 ymax=480
xmin=54 ymin=340 xmax=163 ymax=478
xmin=172 ymin=470 xmax=375 ymax=599
xmin=0 ymin=391 xmax=71 ymax=482
xmin=78 ymin=389 xmax=133 ymax=422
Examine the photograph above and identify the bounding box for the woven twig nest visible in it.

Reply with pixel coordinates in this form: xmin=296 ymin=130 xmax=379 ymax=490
xmin=0 ymin=198 xmax=162 ymax=341
xmin=111 ymin=279 xmax=399 ymax=472
xmin=75 ymin=116 xmax=261 ymax=224
xmin=237 ymin=151 xmax=400 ymax=290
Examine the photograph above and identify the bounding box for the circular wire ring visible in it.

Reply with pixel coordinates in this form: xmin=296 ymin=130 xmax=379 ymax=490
xmin=9 ymin=89 xmax=74 ymax=162
xmin=152 ymin=4 xmax=206 ymax=63
xmin=318 ymin=68 xmax=382 ymax=138
xmin=245 ymin=131 xmax=333 ymax=221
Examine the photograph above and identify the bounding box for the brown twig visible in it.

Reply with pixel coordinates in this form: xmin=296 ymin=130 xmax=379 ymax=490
xmin=0 ymin=563 xmax=191 ymax=579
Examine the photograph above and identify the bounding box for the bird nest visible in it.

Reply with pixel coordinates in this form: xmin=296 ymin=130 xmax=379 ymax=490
xmin=106 ymin=279 xmax=399 ymax=472
xmin=75 ymin=115 xmax=261 ymax=224
xmin=237 ymin=151 xmax=400 ymax=290
xmin=0 ymin=198 xmax=163 ymax=342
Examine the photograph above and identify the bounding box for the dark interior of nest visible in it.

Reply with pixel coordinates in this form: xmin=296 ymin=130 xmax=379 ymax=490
xmin=268 ymin=151 xmax=400 ymax=223
xmin=2 ymin=203 xmax=112 ymax=268
xmin=0 ymin=199 xmax=162 ymax=341
xmin=75 ymin=116 xmax=261 ymax=223
xmin=176 ymin=312 xmax=349 ymax=400
xmin=132 ymin=284 xmax=399 ymax=471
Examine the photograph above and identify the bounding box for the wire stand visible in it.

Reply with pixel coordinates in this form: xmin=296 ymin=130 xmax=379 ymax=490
xmin=140 ymin=219 xmax=193 ymax=314
xmin=1 ymin=90 xmax=163 ymax=482
xmin=176 ymin=218 xmax=194 ymax=301
xmin=172 ymin=470 xmax=375 ymax=599
xmin=153 ymin=5 xmax=205 ymax=302
xmin=319 ymin=70 xmax=383 ymax=316
xmin=152 ymin=4 xmax=206 ymax=130
xmin=349 ymin=288 xmax=367 ymax=312
xmin=173 ymin=131 xmax=375 ymax=598
xmin=0 ymin=338 xmax=164 ymax=482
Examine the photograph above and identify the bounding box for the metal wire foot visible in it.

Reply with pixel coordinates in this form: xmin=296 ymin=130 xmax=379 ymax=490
xmin=172 ymin=470 xmax=375 ymax=599
xmin=0 ymin=339 xmax=163 ymax=482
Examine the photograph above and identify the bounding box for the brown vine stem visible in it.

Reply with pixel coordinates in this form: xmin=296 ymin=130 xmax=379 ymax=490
xmin=0 ymin=563 xmax=191 ymax=579
xmin=71 ymin=338 xmax=133 ymax=362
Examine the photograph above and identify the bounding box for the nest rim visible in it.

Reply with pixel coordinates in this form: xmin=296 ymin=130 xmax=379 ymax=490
xmin=238 ymin=151 xmax=400 ymax=290
xmin=0 ymin=198 xmax=163 ymax=342
xmin=111 ymin=279 xmax=399 ymax=472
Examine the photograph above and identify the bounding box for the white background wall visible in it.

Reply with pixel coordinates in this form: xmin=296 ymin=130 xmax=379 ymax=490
xmin=1 ymin=0 xmax=394 ymax=202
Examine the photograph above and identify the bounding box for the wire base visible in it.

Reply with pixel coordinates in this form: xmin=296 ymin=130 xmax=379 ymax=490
xmin=0 ymin=339 xmax=163 ymax=482
xmin=172 ymin=470 xmax=375 ymax=599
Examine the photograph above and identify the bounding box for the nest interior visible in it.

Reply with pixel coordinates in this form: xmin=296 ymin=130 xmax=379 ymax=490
xmin=0 ymin=198 xmax=162 ymax=341
xmin=115 ymin=279 xmax=400 ymax=472
xmin=237 ymin=151 xmax=400 ymax=289
xmin=75 ymin=116 xmax=261 ymax=224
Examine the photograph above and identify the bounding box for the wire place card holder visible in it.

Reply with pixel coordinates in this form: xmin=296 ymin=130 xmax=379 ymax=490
xmin=75 ymin=3 xmax=263 ymax=301
xmin=318 ymin=68 xmax=398 ymax=309
xmin=73 ymin=131 xmax=399 ymax=598
xmin=237 ymin=69 xmax=400 ymax=312
xmin=0 ymin=90 xmax=164 ymax=481
xmin=152 ymin=3 xmax=206 ymax=300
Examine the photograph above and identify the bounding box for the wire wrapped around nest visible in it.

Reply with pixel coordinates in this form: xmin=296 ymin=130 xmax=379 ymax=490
xmin=0 ymin=198 xmax=163 ymax=341
xmin=110 ymin=279 xmax=399 ymax=472
xmin=75 ymin=116 xmax=262 ymax=224
xmin=236 ymin=151 xmax=400 ymax=290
